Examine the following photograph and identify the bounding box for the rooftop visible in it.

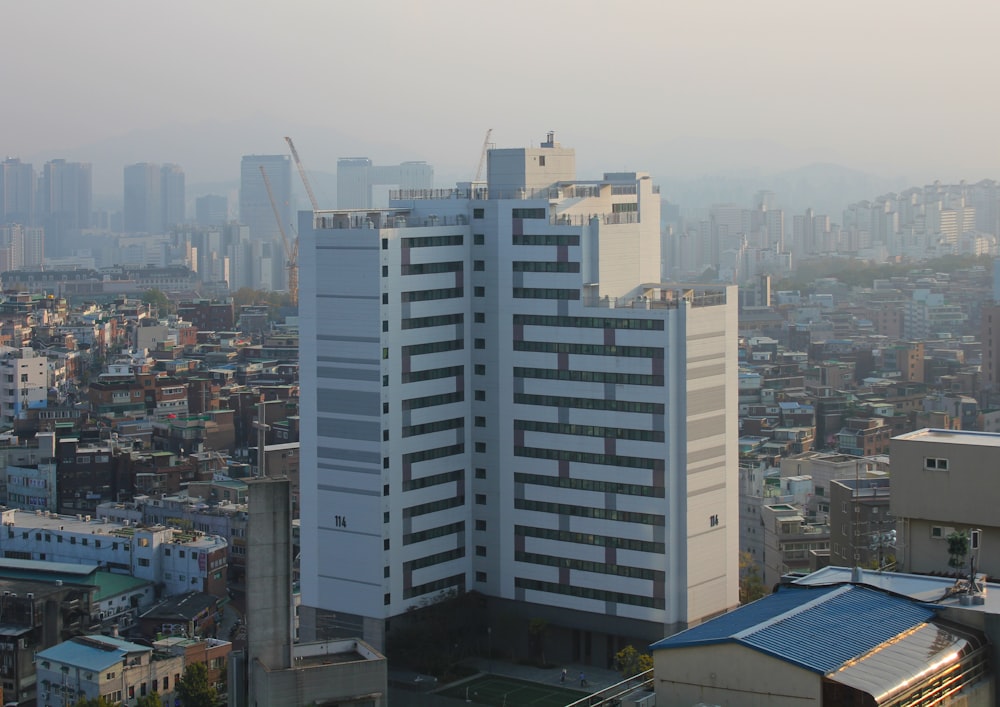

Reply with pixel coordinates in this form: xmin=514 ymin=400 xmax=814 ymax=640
xmin=893 ymin=428 xmax=1000 ymax=448
xmin=650 ymin=584 xmax=936 ymax=674
xmin=37 ymin=634 xmax=150 ymax=672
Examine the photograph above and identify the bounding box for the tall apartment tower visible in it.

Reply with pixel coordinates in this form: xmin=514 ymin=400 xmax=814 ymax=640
xmin=123 ymin=163 xmax=162 ymax=233
xmin=37 ymin=159 xmax=91 ymax=258
xmin=299 ymin=135 xmax=739 ymax=663
xmin=337 ymin=158 xmax=434 ymax=209
xmin=0 ymin=158 xmax=35 ymax=226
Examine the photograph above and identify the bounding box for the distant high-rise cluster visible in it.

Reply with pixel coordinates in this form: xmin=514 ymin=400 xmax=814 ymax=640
xmin=336 ymin=158 xmax=434 ymax=209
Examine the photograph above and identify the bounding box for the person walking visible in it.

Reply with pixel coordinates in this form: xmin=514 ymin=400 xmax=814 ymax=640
xmin=579 ymin=671 xmax=587 ymax=687
xmin=561 ymin=668 xmax=567 ymax=683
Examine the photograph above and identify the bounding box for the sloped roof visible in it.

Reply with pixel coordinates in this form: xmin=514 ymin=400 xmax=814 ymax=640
xmin=37 ymin=635 xmax=149 ymax=672
xmin=650 ymin=585 xmax=936 ymax=674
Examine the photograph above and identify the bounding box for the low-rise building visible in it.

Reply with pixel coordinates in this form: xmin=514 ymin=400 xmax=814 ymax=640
xmin=35 ymin=634 xmax=184 ymax=707
xmin=0 ymin=508 xmax=228 ymax=597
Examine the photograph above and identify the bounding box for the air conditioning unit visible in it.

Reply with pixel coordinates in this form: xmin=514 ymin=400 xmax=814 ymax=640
xmin=26 ymin=592 xmax=33 ymax=599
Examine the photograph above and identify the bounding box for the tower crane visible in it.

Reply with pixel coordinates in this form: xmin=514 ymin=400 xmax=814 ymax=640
xmin=284 ymin=136 xmax=320 ymax=212
xmin=259 ymin=164 xmax=298 ymax=306
xmin=474 ymin=128 xmax=493 ymax=183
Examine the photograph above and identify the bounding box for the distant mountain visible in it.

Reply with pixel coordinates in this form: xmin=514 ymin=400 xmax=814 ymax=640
xmin=655 ymin=162 xmax=908 ymax=219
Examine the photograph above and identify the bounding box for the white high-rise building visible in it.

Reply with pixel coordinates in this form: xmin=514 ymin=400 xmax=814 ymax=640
xmin=299 ymin=135 xmax=738 ymax=664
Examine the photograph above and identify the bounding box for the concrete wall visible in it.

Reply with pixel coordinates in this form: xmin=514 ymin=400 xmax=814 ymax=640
xmin=654 ymin=642 xmax=820 ymax=707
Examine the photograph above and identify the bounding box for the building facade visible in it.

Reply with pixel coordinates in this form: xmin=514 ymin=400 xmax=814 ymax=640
xmin=891 ymin=428 xmax=1000 ymax=577
xmin=300 ymin=135 xmax=739 ymax=661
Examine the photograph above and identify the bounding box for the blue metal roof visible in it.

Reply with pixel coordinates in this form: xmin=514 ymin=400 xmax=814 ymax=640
xmin=650 ymin=585 xmax=936 ymax=674
xmin=37 ymin=635 xmax=150 ymax=673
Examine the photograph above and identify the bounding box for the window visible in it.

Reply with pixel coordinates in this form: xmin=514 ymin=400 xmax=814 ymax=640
xmin=925 ymin=457 xmax=949 ymax=471
xmin=512 ymin=208 xmax=546 ymax=219
xmin=538 ymin=155 xmax=545 ymax=166
xmin=476 ymin=571 xmax=487 ymax=582
xmin=384 ymin=484 xmax=390 ymax=496
xmin=475 ymin=442 xmax=486 ymax=453
xmin=931 ymin=526 xmax=944 ymax=538
xmin=476 ymin=545 xmax=487 ymax=556
xmin=474 ymin=260 xmax=485 ymax=271
xmin=475 ymin=364 xmax=486 ymax=375
xmin=475 ymin=494 xmax=486 ymax=505
xmin=475 ymin=338 xmax=486 ymax=349
xmin=382 ymin=320 xmax=389 ymax=332
xmin=385 ymin=593 xmax=391 ymax=605
xmin=383 ymin=402 xmax=389 ymax=414
xmin=476 ymin=520 xmax=487 ymax=531
xmin=138 ymin=558 xmax=150 ymax=567
xmin=475 ymin=467 xmax=486 ymax=479
xmin=474 ymin=233 xmax=485 ymax=245
xmin=384 ymin=539 xmax=390 ymax=550
xmin=382 ymin=238 xmax=388 ymax=250
xmin=382 ymin=293 xmax=389 ymax=304
xmin=474 ymin=312 xmax=485 ymax=323
xmin=381 ymin=265 xmax=388 ymax=277
xmin=383 ymin=429 xmax=389 ymax=441
xmin=475 ymin=416 xmax=486 ymax=427
xmin=383 ymin=457 xmax=390 ymax=469
xmin=384 ymin=566 xmax=390 ymax=578
xmin=473 ymin=208 xmax=484 ymax=219
xmin=474 ymin=286 xmax=485 ymax=297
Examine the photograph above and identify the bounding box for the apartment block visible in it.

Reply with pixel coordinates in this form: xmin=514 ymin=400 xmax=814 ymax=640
xmin=299 ymin=135 xmax=738 ymax=662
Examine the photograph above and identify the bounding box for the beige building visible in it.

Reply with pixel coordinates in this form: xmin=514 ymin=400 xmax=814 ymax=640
xmin=892 ymin=428 xmax=1000 ymax=577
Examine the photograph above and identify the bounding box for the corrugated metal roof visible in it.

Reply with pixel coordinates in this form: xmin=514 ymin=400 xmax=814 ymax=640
xmin=651 ymin=585 xmax=936 ymax=675
xmin=37 ymin=635 xmax=149 ymax=672
xmin=828 ymin=622 xmax=977 ymax=702
xmin=650 ymin=585 xmax=842 ymax=649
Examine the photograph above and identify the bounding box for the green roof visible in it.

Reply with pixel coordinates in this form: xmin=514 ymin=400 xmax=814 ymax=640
xmin=91 ymin=571 xmax=151 ymax=602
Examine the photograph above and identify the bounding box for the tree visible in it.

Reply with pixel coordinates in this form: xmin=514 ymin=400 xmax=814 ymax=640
xmin=528 ymin=617 xmax=549 ymax=667
xmin=176 ymin=662 xmax=217 ymax=707
xmin=141 ymin=287 xmax=174 ymax=315
xmin=74 ymin=697 xmax=118 ymax=707
xmin=739 ymin=551 xmax=766 ymax=604
xmin=136 ymin=693 xmax=162 ymax=707
xmin=614 ymin=644 xmax=653 ymax=678
xmin=948 ymin=531 xmax=969 ymax=571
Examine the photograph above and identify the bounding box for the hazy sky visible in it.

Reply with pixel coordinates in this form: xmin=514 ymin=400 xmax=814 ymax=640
xmin=5 ymin=0 xmax=1000 ymax=188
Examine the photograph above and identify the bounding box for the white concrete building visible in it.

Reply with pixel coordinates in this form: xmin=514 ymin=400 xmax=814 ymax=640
xmin=0 ymin=508 xmax=228 ymax=597
xmin=299 ymin=135 xmax=738 ymax=662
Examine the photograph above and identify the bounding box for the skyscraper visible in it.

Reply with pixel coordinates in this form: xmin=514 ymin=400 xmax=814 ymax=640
xmin=38 ymin=159 xmax=91 ymax=258
xmin=123 ymin=163 xmax=162 ymax=234
xmin=299 ymin=135 xmax=738 ymax=663
xmin=161 ymin=163 xmax=185 ymax=229
xmin=195 ymin=194 xmax=228 ymax=227
xmin=240 ymin=155 xmax=291 ymax=242
xmin=240 ymin=155 xmax=291 ymax=291
xmin=0 ymin=158 xmax=35 ymax=226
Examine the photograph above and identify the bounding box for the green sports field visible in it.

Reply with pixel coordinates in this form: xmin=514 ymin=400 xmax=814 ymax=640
xmin=438 ymin=675 xmax=589 ymax=707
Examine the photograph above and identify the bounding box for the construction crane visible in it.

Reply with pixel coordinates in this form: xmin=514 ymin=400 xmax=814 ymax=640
xmin=259 ymin=164 xmax=298 ymax=306
xmin=284 ymin=136 xmax=320 ymax=212
xmin=474 ymin=128 xmax=493 ymax=183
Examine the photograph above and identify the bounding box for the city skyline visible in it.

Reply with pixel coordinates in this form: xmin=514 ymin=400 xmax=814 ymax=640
xmin=4 ymin=0 xmax=1000 ymax=198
